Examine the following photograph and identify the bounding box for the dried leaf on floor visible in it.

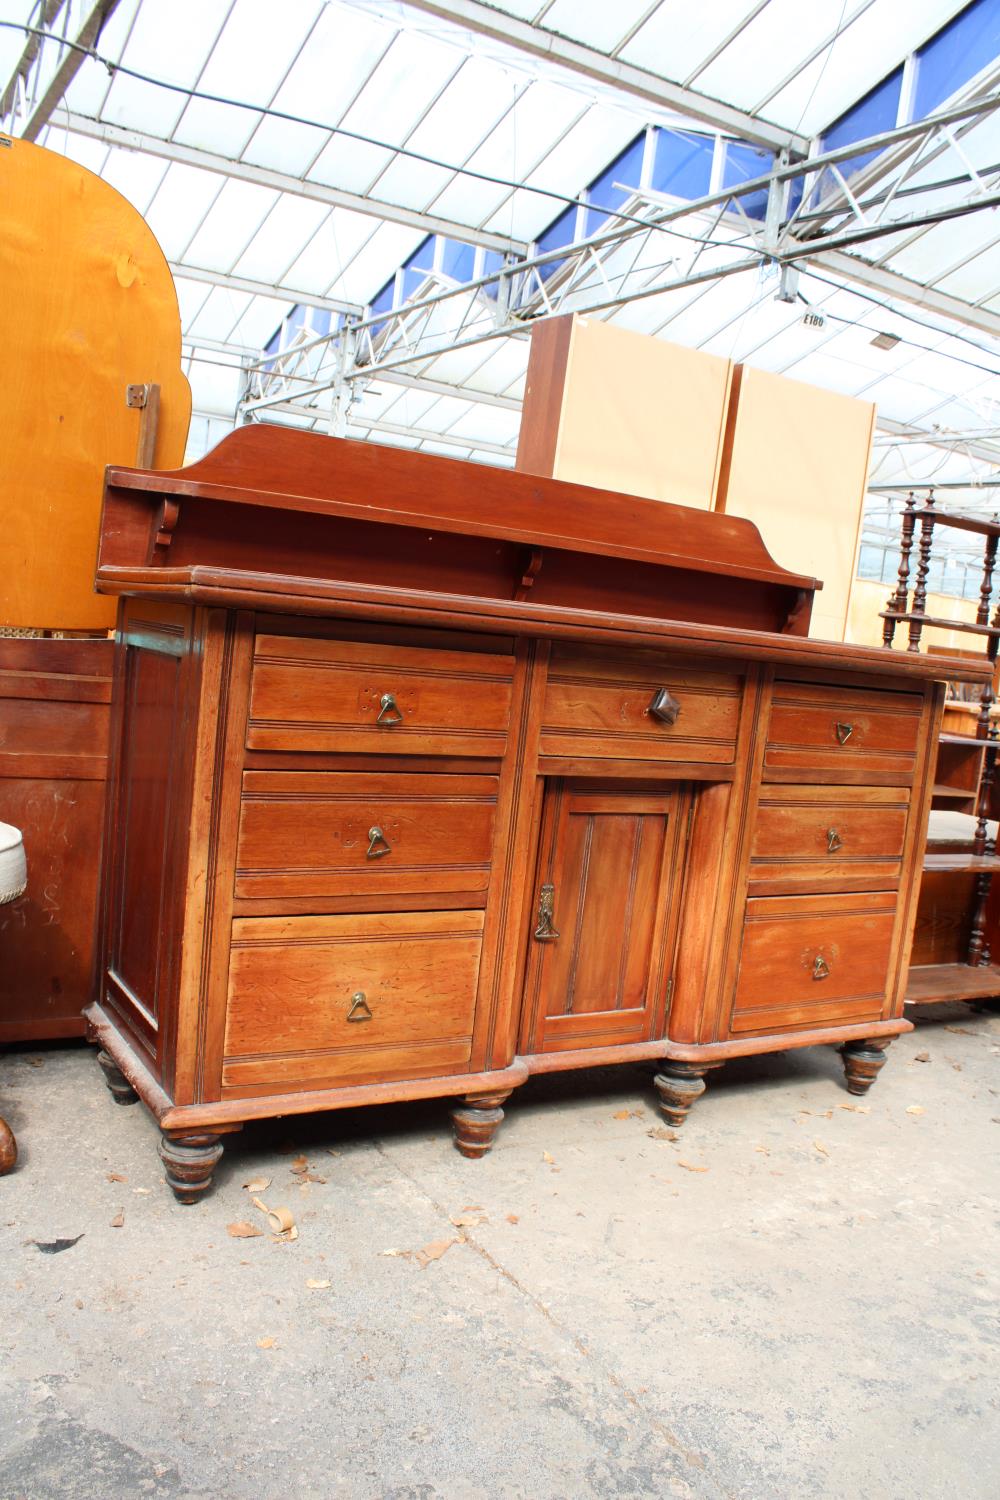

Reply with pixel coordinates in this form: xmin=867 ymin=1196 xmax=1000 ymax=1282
xmin=243 ymin=1177 xmax=271 ymax=1193
xmin=110 ymin=1210 xmax=125 ymax=1228
xmin=256 ymin=1336 xmax=276 ymax=1349
xmin=450 ymin=1213 xmax=484 ymax=1228
xmin=814 ymin=1141 xmax=829 ymax=1157
xmin=132 ymin=1188 xmax=151 ymax=1195
xmin=818 ymin=1109 xmax=832 ymax=1119
xmin=542 ymin=1151 xmax=555 ymax=1164
xmin=647 ymin=1126 xmax=678 ymax=1142
xmin=913 ymin=1051 xmax=930 ymax=1063
xmin=298 ymin=1173 xmax=326 ymax=1184
xmin=32 ymin=1236 xmax=84 ymax=1254
xmin=325 ymin=1148 xmax=342 ymax=1158
xmin=951 ymin=1062 xmax=963 ymax=1072
xmin=227 ymin=1221 xmax=264 ymax=1239
xmin=305 ymin=1278 xmax=331 ymax=1290
xmin=754 ymin=1145 xmax=770 ymax=1155
xmin=461 ymin=1204 xmax=484 ymax=1212
xmin=944 ymin=1026 xmax=976 ymax=1036
xmin=382 ymin=1248 xmax=409 ymax=1258
xmin=107 ymin=1172 xmax=127 ymax=1183
xmin=415 ymin=1238 xmax=458 ymax=1269
xmin=906 ymin=1104 xmax=925 ymax=1116
xmin=506 ymin=1214 xmax=519 ymax=1225
xmin=290 ymin=1155 xmax=309 ymax=1175
xmin=677 ymin=1160 xmax=709 ymax=1173
xmin=250 ymin=1197 xmax=270 ymax=1215
xmin=272 ymin=1226 xmax=299 ymax=1244
xmin=837 ymin=1103 xmax=870 ymax=1113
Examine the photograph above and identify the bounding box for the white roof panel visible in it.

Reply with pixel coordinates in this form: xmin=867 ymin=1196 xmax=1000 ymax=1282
xmin=183 ymin=177 xmax=278 ymax=271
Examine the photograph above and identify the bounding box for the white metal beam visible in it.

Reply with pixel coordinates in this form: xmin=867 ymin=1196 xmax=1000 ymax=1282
xmin=806 ymin=250 xmax=1000 ymax=341
xmin=53 ymin=110 xmax=529 ymax=255
xmin=0 ymin=0 xmax=65 ymax=122
xmin=399 ymin=0 xmax=808 ymax=153
xmin=19 ymin=1 xmax=121 ymax=140
xmin=170 ymin=263 xmax=362 ymax=317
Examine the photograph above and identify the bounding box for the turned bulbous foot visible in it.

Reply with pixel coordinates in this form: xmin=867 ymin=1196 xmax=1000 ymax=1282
xmin=97 ymin=1049 xmax=139 ymax=1106
xmin=654 ymin=1062 xmax=718 ymax=1127
xmin=451 ymin=1091 xmax=511 ymax=1159
xmin=0 ymin=1116 xmax=17 ymax=1175
xmin=159 ymin=1131 xmax=225 ymax=1203
xmin=840 ymin=1039 xmax=891 ymax=1096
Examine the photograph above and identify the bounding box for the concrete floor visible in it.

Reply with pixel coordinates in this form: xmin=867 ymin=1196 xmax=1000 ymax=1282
xmin=1 ymin=1010 xmax=998 ymax=1500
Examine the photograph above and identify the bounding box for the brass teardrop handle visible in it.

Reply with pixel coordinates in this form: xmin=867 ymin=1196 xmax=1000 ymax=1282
xmin=534 ymin=882 xmax=560 ymax=941
xmin=366 ymin=826 xmax=391 ymax=859
xmin=376 ymin=692 xmax=404 ymax=725
xmin=827 ymin=827 xmax=843 ymax=853
xmin=834 ymin=721 xmax=853 ymax=745
xmin=812 ymin=954 xmax=831 ymax=981
xmin=347 ymin=991 xmax=373 ymax=1022
xmin=648 ymin=687 xmax=682 ymax=726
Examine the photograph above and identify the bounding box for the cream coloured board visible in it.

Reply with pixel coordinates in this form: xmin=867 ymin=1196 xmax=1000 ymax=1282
xmin=717 ymin=367 xmax=875 ymax=642
xmin=516 ymin=314 xmax=733 ymax=510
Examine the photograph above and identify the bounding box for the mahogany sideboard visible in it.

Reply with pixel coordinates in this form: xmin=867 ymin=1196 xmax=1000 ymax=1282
xmin=84 ymin=427 xmax=990 ymax=1201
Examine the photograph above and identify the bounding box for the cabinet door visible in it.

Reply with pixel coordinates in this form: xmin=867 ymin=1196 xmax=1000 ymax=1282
xmin=520 ymin=783 xmax=689 ymax=1054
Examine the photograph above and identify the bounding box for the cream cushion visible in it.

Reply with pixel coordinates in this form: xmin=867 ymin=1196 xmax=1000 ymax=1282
xmin=0 ymin=822 xmax=27 ymax=905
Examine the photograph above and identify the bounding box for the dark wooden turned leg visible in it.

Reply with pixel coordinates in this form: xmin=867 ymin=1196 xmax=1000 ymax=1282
xmin=450 ymin=1090 xmax=511 ymax=1159
xmin=840 ymin=1039 xmax=891 ymax=1096
xmin=654 ymin=1063 xmax=718 ymax=1127
xmin=97 ymin=1049 xmax=139 ymax=1106
xmin=159 ymin=1131 xmax=225 ymax=1204
xmin=0 ymin=1116 xmax=17 ymax=1175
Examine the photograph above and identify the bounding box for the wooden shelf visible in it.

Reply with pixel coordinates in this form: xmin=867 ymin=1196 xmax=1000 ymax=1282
xmin=912 ymin=508 xmax=1000 ymax=537
xmin=931 ymin=785 xmax=978 ymax=799
xmin=906 ymin=962 xmax=1000 ymax=1006
xmin=937 ymin=732 xmax=988 ymax=747
xmin=923 ymin=852 xmax=1000 ymax=873
xmin=879 ymin=611 xmax=1000 ymax=638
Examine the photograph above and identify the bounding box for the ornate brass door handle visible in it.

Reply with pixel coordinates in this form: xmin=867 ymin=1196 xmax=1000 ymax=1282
xmin=376 ymin=692 xmax=404 ymax=725
xmin=648 ymin=688 xmax=682 ymax=726
xmin=827 ymin=827 xmax=843 ymax=853
xmin=366 ymin=825 xmax=392 ymax=859
xmin=812 ymin=954 xmax=831 ymax=981
xmin=534 ymin=882 xmax=560 ymax=940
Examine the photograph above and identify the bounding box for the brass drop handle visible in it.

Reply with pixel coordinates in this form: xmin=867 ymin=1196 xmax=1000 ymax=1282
xmin=812 ymin=954 xmax=831 ymax=981
xmin=827 ymin=827 xmax=843 ymax=854
xmin=366 ymin=825 xmax=392 ymax=859
xmin=534 ymin=882 xmax=560 ymax=941
xmin=376 ymin=692 xmax=404 ymax=725
xmin=834 ymin=721 xmax=853 ymax=745
xmin=347 ymin=991 xmax=373 ymax=1022
xmin=648 ymin=687 xmax=682 ymax=726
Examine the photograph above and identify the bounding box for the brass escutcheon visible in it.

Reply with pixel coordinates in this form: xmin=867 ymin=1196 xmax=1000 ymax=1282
xmin=376 ymin=692 xmax=404 ymax=725
xmin=827 ymin=827 xmax=843 ymax=853
xmin=812 ymin=954 xmax=831 ymax=981
xmin=366 ymin=825 xmax=392 ymax=859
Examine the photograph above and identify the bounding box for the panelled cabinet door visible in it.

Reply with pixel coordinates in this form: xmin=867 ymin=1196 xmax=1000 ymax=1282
xmin=520 ymin=782 xmax=690 ymax=1053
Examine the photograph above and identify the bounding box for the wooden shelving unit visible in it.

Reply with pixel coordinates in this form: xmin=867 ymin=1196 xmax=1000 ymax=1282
xmin=882 ymin=492 xmax=1000 ymax=1009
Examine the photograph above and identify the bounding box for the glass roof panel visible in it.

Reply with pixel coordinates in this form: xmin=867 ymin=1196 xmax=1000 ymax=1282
xmin=77 ymin=0 xmax=227 ymax=131
xmin=281 ymin=208 xmax=379 ymax=295
xmin=187 ymin=285 xmax=254 ymax=341
xmin=404 ymin=56 xmax=524 ymax=163
xmin=142 ymin=162 xmax=226 ymax=260
xmin=58 ymin=0 xmax=143 ymax=117
xmin=183 ymin=177 xmax=279 ymax=271
xmin=232 ymin=196 xmax=330 ymax=283
xmin=365 ymin=154 xmax=454 ymax=212
xmin=325 ymin=221 xmax=427 ymax=304
xmin=267 ymin=3 xmax=394 ymax=129
xmin=761 ymin=0 xmax=964 ymax=132
xmin=228 ymin=294 xmax=297 ymax=347
xmin=98 ymin=144 xmax=169 ymax=216
xmin=308 ymin=134 xmax=394 ymax=195
xmin=619 ymin=1 xmax=767 ymax=87
xmin=240 ymin=116 xmax=329 ymax=177
xmin=694 ymin=0 xmax=856 ymax=109
xmin=337 ymin=30 xmax=463 ymax=149
xmin=540 ymin=0 xmax=663 ymax=55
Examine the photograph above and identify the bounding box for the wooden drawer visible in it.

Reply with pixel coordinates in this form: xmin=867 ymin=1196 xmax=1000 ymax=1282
xmin=223 ymin=910 xmax=484 ymax=1093
xmin=730 ymin=891 xmax=896 ymax=1036
xmin=540 ymin=645 xmax=742 ymax=764
xmin=764 ymin=680 xmax=922 ymax=780
xmin=235 ymin=771 xmax=498 ymax=900
xmin=748 ymin=786 xmax=908 ymax=894
xmin=248 ymin=635 xmax=514 ymax=756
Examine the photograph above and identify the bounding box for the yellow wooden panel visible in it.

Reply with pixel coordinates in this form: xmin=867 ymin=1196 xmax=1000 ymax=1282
xmin=846 ymin=577 xmax=983 ymax=652
xmin=0 ymin=139 xmax=191 ymax=630
xmin=718 ymin=367 xmax=875 ymax=642
xmin=519 ymin=315 xmax=733 ymax=510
